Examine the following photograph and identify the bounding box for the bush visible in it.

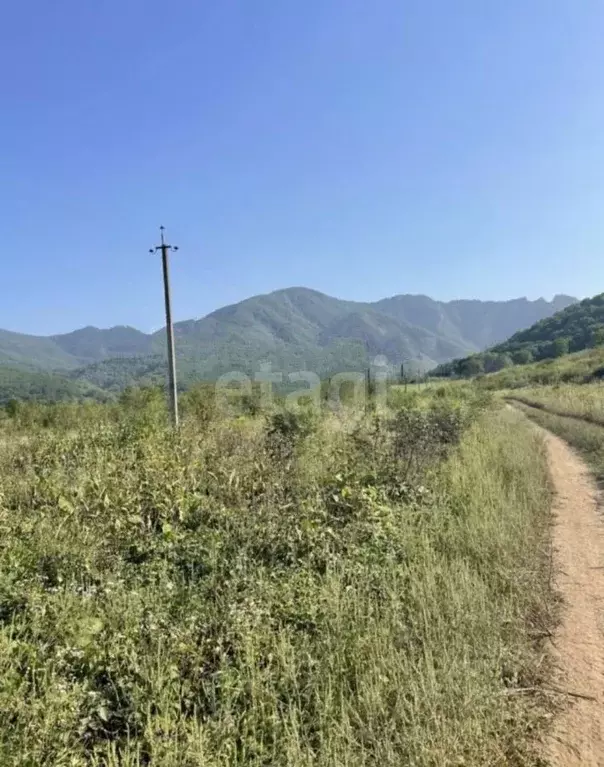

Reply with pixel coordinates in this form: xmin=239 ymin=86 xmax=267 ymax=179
xmin=0 ymin=388 xmax=552 ymax=765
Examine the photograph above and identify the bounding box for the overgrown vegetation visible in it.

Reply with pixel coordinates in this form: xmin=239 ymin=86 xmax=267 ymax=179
xmin=0 ymin=386 xmax=553 ymax=765
xmin=468 ymin=347 xmax=604 ymax=391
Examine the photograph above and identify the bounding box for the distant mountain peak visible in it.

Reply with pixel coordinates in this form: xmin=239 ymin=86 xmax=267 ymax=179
xmin=433 ymin=292 xmax=597 ymax=377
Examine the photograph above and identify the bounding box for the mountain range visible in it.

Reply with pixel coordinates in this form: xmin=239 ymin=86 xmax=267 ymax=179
xmin=434 ymin=291 xmax=604 ymax=378
xmin=0 ymin=288 xmax=577 ymax=400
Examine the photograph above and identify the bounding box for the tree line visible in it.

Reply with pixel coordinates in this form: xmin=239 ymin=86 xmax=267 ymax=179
xmin=433 ymin=293 xmax=604 ymax=378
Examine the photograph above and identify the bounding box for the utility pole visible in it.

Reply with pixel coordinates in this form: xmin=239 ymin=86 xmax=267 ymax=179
xmin=150 ymin=226 xmax=179 ymax=428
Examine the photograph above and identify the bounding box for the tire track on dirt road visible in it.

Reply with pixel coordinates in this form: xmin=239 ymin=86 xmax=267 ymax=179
xmin=517 ymin=409 xmax=604 ymax=765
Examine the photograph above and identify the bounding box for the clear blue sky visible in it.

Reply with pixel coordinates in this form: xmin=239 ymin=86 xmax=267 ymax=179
xmin=3 ymin=1 xmax=603 ymax=335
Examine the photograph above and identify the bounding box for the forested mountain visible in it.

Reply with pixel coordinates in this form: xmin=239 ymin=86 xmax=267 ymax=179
xmin=434 ymin=292 xmax=604 ymax=378
xmin=0 ymin=367 xmax=107 ymax=406
xmin=0 ymin=288 xmax=576 ymax=397
xmin=0 ymin=326 xmax=152 ymax=371
xmin=373 ymin=293 xmax=575 ymax=350
xmin=51 ymin=326 xmax=153 ymax=363
xmin=0 ymin=329 xmax=78 ymax=370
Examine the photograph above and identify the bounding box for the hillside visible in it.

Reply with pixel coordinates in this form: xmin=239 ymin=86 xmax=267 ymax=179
xmin=492 ymin=292 xmax=604 ymax=356
xmin=0 ymin=366 xmax=108 ymax=406
xmin=163 ymin=289 xmax=575 ymax=379
xmin=373 ymin=293 xmax=574 ymax=349
xmin=0 ymin=329 xmax=78 ymax=371
xmin=433 ymin=292 xmax=604 ymax=378
xmin=0 ymin=325 xmax=153 ymax=371
xmin=472 ymin=347 xmax=604 ymax=390
xmin=51 ymin=325 xmax=153 ymax=363
xmin=0 ymin=288 xmax=576 ymax=396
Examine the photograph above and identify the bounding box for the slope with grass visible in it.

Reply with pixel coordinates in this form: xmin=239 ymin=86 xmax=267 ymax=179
xmin=473 ymin=347 xmax=604 ymax=390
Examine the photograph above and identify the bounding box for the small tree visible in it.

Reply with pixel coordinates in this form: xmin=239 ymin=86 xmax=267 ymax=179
xmin=590 ymin=326 xmax=604 ymax=348
xmin=498 ymin=353 xmax=514 ymax=369
xmin=552 ymin=337 xmax=570 ymax=358
xmin=483 ymin=352 xmax=511 ymax=373
xmin=460 ymin=356 xmax=484 ymax=377
xmin=511 ymin=348 xmax=534 ymax=366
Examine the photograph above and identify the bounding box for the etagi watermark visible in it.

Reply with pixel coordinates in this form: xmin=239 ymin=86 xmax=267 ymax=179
xmin=214 ymin=356 xmax=396 ymax=415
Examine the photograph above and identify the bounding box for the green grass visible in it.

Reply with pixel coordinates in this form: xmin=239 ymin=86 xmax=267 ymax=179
xmin=512 ymin=387 xmax=604 ymax=483
xmin=505 ymin=382 xmax=604 ymax=425
xmin=475 ymin=347 xmax=604 ymax=391
xmin=0 ymin=389 xmax=553 ymax=765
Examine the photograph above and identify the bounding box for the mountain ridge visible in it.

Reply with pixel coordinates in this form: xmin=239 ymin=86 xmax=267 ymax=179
xmin=3 ymin=289 xmax=576 ymax=344
xmin=0 ymin=287 xmax=578 ymax=398
xmin=433 ymin=292 xmax=604 ymax=378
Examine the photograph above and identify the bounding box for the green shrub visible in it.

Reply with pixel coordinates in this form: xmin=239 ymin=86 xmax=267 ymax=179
xmin=0 ymin=389 xmax=552 ymax=765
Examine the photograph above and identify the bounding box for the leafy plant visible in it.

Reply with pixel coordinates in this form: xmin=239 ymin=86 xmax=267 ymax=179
xmin=0 ymin=385 xmax=552 ymax=765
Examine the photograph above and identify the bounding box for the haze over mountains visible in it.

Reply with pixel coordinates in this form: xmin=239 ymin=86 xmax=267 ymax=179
xmin=0 ymin=288 xmax=577 ymax=397
xmin=434 ymin=292 xmax=604 ymax=379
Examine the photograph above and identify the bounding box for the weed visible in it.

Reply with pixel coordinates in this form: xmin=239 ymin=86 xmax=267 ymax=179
xmin=0 ymin=388 xmax=552 ymax=765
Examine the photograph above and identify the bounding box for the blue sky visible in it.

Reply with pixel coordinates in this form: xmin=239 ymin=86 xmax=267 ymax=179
xmin=2 ymin=1 xmax=603 ymax=335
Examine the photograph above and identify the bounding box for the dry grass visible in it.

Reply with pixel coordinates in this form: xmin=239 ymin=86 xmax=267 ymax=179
xmin=506 ymin=382 xmax=604 ymax=425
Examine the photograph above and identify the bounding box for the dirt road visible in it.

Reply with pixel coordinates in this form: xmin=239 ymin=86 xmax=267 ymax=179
xmin=536 ymin=424 xmax=604 ymax=765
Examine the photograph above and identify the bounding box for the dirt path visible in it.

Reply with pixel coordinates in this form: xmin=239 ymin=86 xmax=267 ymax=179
xmin=535 ymin=423 xmax=604 ymax=765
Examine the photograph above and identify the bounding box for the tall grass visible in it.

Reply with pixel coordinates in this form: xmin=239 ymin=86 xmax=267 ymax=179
xmin=474 ymin=347 xmax=604 ymax=391
xmin=0 ymin=390 xmax=552 ymax=765
xmin=514 ymin=398 xmax=604 ymax=484
xmin=506 ymin=382 xmax=604 ymax=425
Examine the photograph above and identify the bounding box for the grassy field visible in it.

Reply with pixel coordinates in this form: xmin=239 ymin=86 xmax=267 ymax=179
xmin=0 ymin=387 xmax=553 ymax=766
xmin=505 ymin=382 xmax=604 ymax=425
xmin=474 ymin=347 xmax=604 ymax=391
xmin=511 ymin=382 xmax=604 ymax=484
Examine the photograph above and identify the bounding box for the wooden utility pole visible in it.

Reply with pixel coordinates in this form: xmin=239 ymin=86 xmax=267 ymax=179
xmin=150 ymin=226 xmax=179 ymax=427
